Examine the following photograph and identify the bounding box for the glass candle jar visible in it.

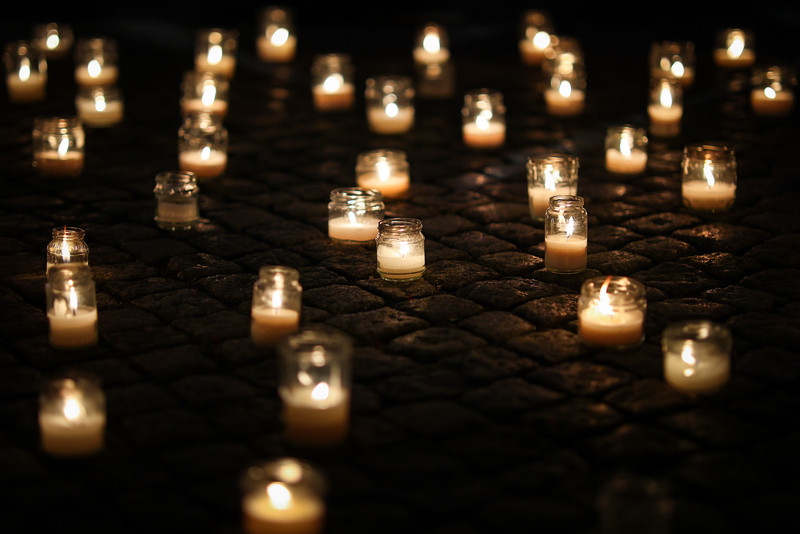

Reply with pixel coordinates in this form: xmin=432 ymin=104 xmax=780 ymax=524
xmin=251 ymin=266 xmax=302 ymax=348
xmin=545 ymin=195 xmax=587 ymax=274
xmin=526 ymin=153 xmax=579 ymax=220
xmin=649 ymin=40 xmax=695 ymax=88
xmin=278 ymin=327 xmax=353 ymax=446
xmin=605 ymin=125 xmax=648 ymax=175
xmin=241 ymin=458 xmax=327 ymax=534
xmin=681 ymin=143 xmax=737 ymax=213
xmin=3 ymin=41 xmax=47 ymax=104
xmin=74 ymin=37 xmax=118 ymax=87
xmin=413 ymin=22 xmax=450 ymax=65
xmin=518 ymin=10 xmax=554 ymax=66
xmin=47 ymin=227 xmax=89 ymax=272
xmin=75 ymin=85 xmax=124 ymax=128
xmin=178 ymin=112 xmax=228 ymax=180
xmin=543 ymin=36 xmax=584 ymax=77
xmin=311 ymin=53 xmax=355 ymax=111
xmin=180 ymin=71 xmax=229 ymax=118
xmin=462 ymin=89 xmax=506 ymax=149
xmin=750 ymin=65 xmax=796 ymax=117
xmin=544 ymin=69 xmax=586 ymax=117
xmin=355 ymin=149 xmax=410 ymax=199
xmin=195 ymin=28 xmax=238 ymax=79
xmin=33 ymin=116 xmax=85 ymax=178
xmin=328 ymin=187 xmax=384 ymax=244
xmin=39 ymin=374 xmax=106 ymax=457
xmin=713 ymin=28 xmax=755 ymax=68
xmin=257 ymin=6 xmax=296 ymax=63
xmin=662 ymin=320 xmax=733 ymax=395
xmin=648 ymin=77 xmax=683 ymax=137
xmin=365 ymin=75 xmax=415 ymax=134
xmin=45 ymin=264 xmax=98 ymax=349
xmin=32 ymin=22 xmax=74 ymax=60
xmin=376 ymin=218 xmax=425 ymax=282
xmin=154 ymin=171 xmax=200 ymax=231
xmin=578 ymin=275 xmax=647 ymax=349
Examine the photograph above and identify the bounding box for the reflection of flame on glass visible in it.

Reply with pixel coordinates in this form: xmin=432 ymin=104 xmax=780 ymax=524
xmin=727 ymin=33 xmax=744 ymax=59
xmin=681 ymin=343 xmax=696 ymax=377
xmin=267 ymin=482 xmax=292 ymax=510
xmin=57 ymin=137 xmax=70 ymax=157
xmin=323 ymin=73 xmax=343 ymax=93
xmin=207 ymin=44 xmax=223 ymax=65
xmin=311 ymin=382 xmax=330 ymax=401
xmin=398 ymin=241 xmax=410 ymax=258
xmin=347 ymin=211 xmax=357 ymax=225
xmin=201 ymin=83 xmax=217 ymax=106
xmin=385 ymin=102 xmax=399 ymax=118
xmin=422 ymin=32 xmax=440 ymax=54
xmin=271 ymin=291 xmax=283 ymax=309
xmin=270 ymin=27 xmax=289 ymax=46
xmin=94 ymin=93 xmax=106 ymax=112
xmin=671 ymin=60 xmax=685 ymax=78
xmin=703 ymin=160 xmax=716 ymax=187
xmin=201 ymin=146 xmax=212 ymax=161
xmin=19 ymin=58 xmax=31 ymax=81
xmin=46 ymin=33 xmax=60 ymax=50
xmin=533 ymin=31 xmax=550 ymax=50
xmin=565 ymin=216 xmax=575 ymax=239
xmin=597 ymin=275 xmax=613 ymax=316
xmin=659 ymin=83 xmax=673 ymax=108
xmin=63 ymin=396 xmax=84 ymax=421
xmin=558 ymin=79 xmax=572 ymax=98
xmin=88 ymin=59 xmax=102 ymax=79
xmin=376 ymin=160 xmax=390 ymax=183
xmin=764 ymin=86 xmax=777 ymax=100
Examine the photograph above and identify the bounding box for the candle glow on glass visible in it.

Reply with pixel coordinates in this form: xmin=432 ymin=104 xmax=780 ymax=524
xmin=578 ymin=275 xmax=646 ymax=348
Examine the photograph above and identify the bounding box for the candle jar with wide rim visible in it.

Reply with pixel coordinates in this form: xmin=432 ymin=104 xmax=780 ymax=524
xmin=3 ymin=41 xmax=47 ymax=104
xmin=681 ymin=143 xmax=737 ymax=213
xmin=32 ymin=22 xmax=74 ymax=60
xmin=648 ymin=77 xmax=683 ymax=138
xmin=45 ymin=264 xmax=98 ymax=349
xmin=365 ymin=76 xmax=415 ymax=134
xmin=32 ymin=116 xmax=85 ymax=178
xmin=713 ymin=28 xmax=755 ymax=68
xmin=74 ymin=37 xmax=118 ymax=87
xmin=376 ymin=218 xmax=425 ymax=282
xmin=355 ymin=149 xmax=410 ymax=199
xmin=413 ymin=22 xmax=450 ymax=66
xmin=518 ymin=10 xmax=555 ymax=67
xmin=251 ymin=266 xmax=302 ymax=348
xmin=311 ymin=53 xmax=355 ymax=111
xmin=545 ymin=195 xmax=587 ymax=274
xmin=39 ymin=374 xmax=106 ymax=457
xmin=47 ymin=227 xmax=89 ymax=272
xmin=415 ymin=60 xmax=456 ymax=99
xmin=180 ymin=71 xmax=229 ymax=118
xmin=462 ymin=89 xmax=506 ymax=149
xmin=178 ymin=112 xmax=228 ymax=180
xmin=578 ymin=275 xmax=646 ymax=349
xmin=154 ymin=171 xmax=200 ymax=231
xmin=195 ymin=28 xmax=238 ymax=79
xmin=605 ymin=125 xmax=648 ymax=175
xmin=526 ymin=153 xmax=579 ymax=221
xmin=241 ymin=457 xmax=327 ymax=534
xmin=649 ymin=40 xmax=695 ymax=88
xmin=75 ymin=85 xmax=124 ymax=128
xmin=257 ymin=6 xmax=296 ymax=63
xmin=750 ymin=65 xmax=796 ymax=117
xmin=278 ymin=327 xmax=353 ymax=446
xmin=662 ymin=320 xmax=732 ymax=395
xmin=328 ymin=187 xmax=384 ymax=244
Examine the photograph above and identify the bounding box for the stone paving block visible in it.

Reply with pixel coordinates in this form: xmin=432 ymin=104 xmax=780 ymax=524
xmin=622 ymin=212 xmax=701 ymax=236
xmin=0 ymin=252 xmax=47 ymax=278
xmin=477 ymin=251 xmax=543 ymax=276
xmin=371 ymin=367 xmax=470 ymax=402
xmin=121 ymin=238 xmax=198 ymax=265
xmin=97 ymin=306 xmax=161 ymax=334
xmin=439 ymin=346 xmax=537 ymax=383
xmin=460 ymin=202 xmax=530 ymax=224
xmin=671 ymin=223 xmax=772 ymax=255
xmin=586 ymin=250 xmax=653 ymax=275
xmin=672 ymin=452 xmax=776 ymax=497
xmin=603 ymin=378 xmax=694 ymax=415
xmin=393 ymin=294 xmax=482 ymax=324
xmin=165 ymin=253 xmax=243 ymax=284
xmin=440 ymin=231 xmax=517 ymax=259
xmin=304 ymin=284 xmax=385 ymax=314
xmin=236 ymin=249 xmax=311 ymax=272
xmin=355 ymin=277 xmax=437 ymax=302
xmin=423 ymin=241 xmax=472 ymax=264
xmin=735 ymin=346 xmax=800 ymax=385
xmin=515 ymin=294 xmax=578 ymax=328
xmin=383 ymin=400 xmax=489 ymax=437
xmin=578 ymin=423 xmax=697 ymax=460
xmin=527 ymin=360 xmax=635 ymax=396
xmin=196 ymin=273 xmax=257 ymax=306
xmin=0 ymin=299 xmax=46 ymax=340
xmin=122 ymin=408 xmax=217 ymax=450
xmin=457 ymin=310 xmax=534 ymax=344
xmin=325 ymin=307 xmax=428 ymax=344
xmin=185 ymin=233 xmax=268 ymax=259
xmin=207 ymin=206 xmax=281 ymax=231
xmin=386 ymin=326 xmax=487 ymax=362
xmin=171 ymin=311 xmax=250 ymax=344
xmin=131 ymin=288 xmax=227 ymax=320
xmin=102 ymin=325 xmax=191 ymax=355
xmin=588 ymin=225 xmax=645 ymax=248
xmin=106 ymin=382 xmax=179 ymax=417
xmin=634 ymin=262 xmax=722 ymax=297
xmin=622 ymin=236 xmax=696 ymax=262
xmin=498 ymin=451 xmax=590 ymax=492
xmin=456 ymin=278 xmax=568 ymax=309
xmin=484 ymin=222 xmax=544 ymax=249
xmin=658 ymin=408 xmax=767 ymax=447
xmin=741 ymin=268 xmax=800 ymax=301
xmin=700 ymin=285 xmax=776 ymax=312
xmin=158 ymin=441 xmax=253 ymax=477
xmin=104 ymin=277 xmax=188 ymax=301
xmin=591 ymin=201 xmax=653 ymax=224
xmin=678 ymin=252 xmax=762 ymax=284
xmin=727 ymin=312 xmax=800 ymax=350
xmin=130 ymin=345 xmax=218 ymax=381
xmin=504 ymin=328 xmax=586 ymax=364
xmin=423 ymin=260 xmax=498 ymax=292
xmin=646 ymin=298 xmax=737 ymax=324
xmin=522 ymin=398 xmax=624 ymax=439
xmin=420 ymin=214 xmax=479 ymax=240
xmin=461 ymin=377 xmax=564 ymax=414
xmin=245 ymin=221 xmax=326 ymax=247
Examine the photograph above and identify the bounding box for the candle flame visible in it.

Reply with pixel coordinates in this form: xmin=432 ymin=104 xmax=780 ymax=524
xmin=681 ymin=344 xmax=696 ymax=377
xmin=46 ymin=33 xmax=60 ymax=50
xmin=376 ymin=160 xmax=390 ymax=182
xmin=671 ymin=60 xmax=685 ymax=78
xmin=558 ymin=79 xmax=572 ymax=98
xmin=597 ymin=275 xmax=613 ymax=316
xmin=201 ymin=83 xmax=217 ymax=106
xmin=565 ymin=216 xmax=575 ymax=239
xmin=19 ymin=58 xmax=31 ymax=82
xmin=266 ymin=482 xmax=292 ymax=510
xmin=422 ymin=32 xmax=441 ymax=53
xmin=703 ymin=160 xmax=715 ymax=187
xmin=57 ymin=137 xmax=70 ymax=157
xmin=270 ymin=27 xmax=289 ymax=46
xmin=94 ymin=93 xmax=106 ymax=112
xmin=347 ymin=211 xmax=357 ymax=225
xmin=311 ymin=382 xmax=330 ymax=401
xmin=323 ymin=73 xmax=343 ymax=93
xmin=68 ymin=280 xmax=78 ymax=315
xmin=475 ymin=114 xmax=490 ymax=131
xmin=620 ymin=134 xmax=632 ymax=157
xmin=61 ymin=237 xmax=71 ymax=263
xmin=659 ymin=83 xmax=673 ymax=108
xmin=533 ymin=31 xmax=551 ymax=50
xmin=207 ymin=44 xmax=223 ymax=65
xmin=88 ymin=59 xmax=102 ymax=79
xmin=764 ymin=86 xmax=777 ymax=100
xmin=271 ymin=291 xmax=283 ymax=309
xmin=63 ymin=397 xmax=84 ymax=421
xmin=398 ymin=241 xmax=410 ymax=258
xmin=385 ymin=101 xmax=399 ymax=118
xmin=727 ymin=34 xmax=744 ymax=59
xmin=544 ymin=166 xmax=559 ymax=190
xmin=201 ymin=146 xmax=211 ymax=161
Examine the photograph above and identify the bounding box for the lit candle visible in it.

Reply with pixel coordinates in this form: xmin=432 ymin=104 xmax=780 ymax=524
xmin=462 ymin=89 xmax=506 ymax=148
xmin=328 ymin=187 xmax=383 ymax=243
xmin=75 ymin=60 xmax=119 ymax=87
xmin=251 ymin=266 xmax=302 ymax=348
xmin=662 ymin=321 xmax=732 ymax=394
xmin=46 ymin=264 xmax=98 ymax=349
xmin=364 ymin=75 xmax=415 ymax=134
xmin=681 ymin=143 xmax=737 ymax=212
xmin=154 ymin=170 xmax=200 ymax=231
xmin=46 ymin=226 xmax=89 ymax=272
xmin=4 ymin=41 xmax=47 ymax=103
xmin=648 ymin=78 xmax=682 ymax=137
xmin=463 ymin=114 xmax=506 ymax=148
xmin=179 ymin=146 xmax=227 ymax=179
xmin=713 ymin=29 xmax=755 ymax=68
xmin=413 ymin=23 xmax=450 ymax=65
xmin=375 ymin=218 xmax=425 ymax=282
xmin=751 ymin=85 xmax=794 ymax=117
xmin=39 ymin=376 xmax=106 ymax=457
xmin=75 ymin=87 xmax=124 ymax=127
xmin=181 ymin=77 xmax=229 ymax=118
xmin=650 ymin=41 xmax=695 ymax=88
xmin=605 ymin=125 xmax=648 ymax=175
xmin=526 ymin=153 xmax=579 ymax=220
xmin=34 ymin=149 xmax=85 ymax=178
xmin=32 ymin=23 xmax=74 ymax=60
xmin=544 ymin=196 xmax=587 ymax=274
xmin=195 ymin=29 xmax=237 ymax=79
xmin=544 ymin=79 xmax=586 ymax=117
xmin=355 ymin=149 xmax=410 ymax=199
xmin=519 ymin=10 xmax=553 ymax=67
xmin=33 ymin=117 xmax=85 ymax=178
xmin=257 ymin=7 xmax=296 ymax=63
xmin=282 ymin=383 xmax=350 ymax=446
xmin=312 ymin=73 xmax=355 ymax=111
xmin=578 ymin=276 xmax=646 ymax=348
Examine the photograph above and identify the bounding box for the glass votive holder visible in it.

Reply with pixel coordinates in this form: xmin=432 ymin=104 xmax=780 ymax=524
xmin=544 ymin=70 xmax=586 ymax=117
xmin=649 ymin=40 xmax=695 ymax=88
xmin=180 ymin=71 xmax=229 ymax=118
xmin=605 ymin=125 xmax=648 ymax=175
xmin=328 ymin=187 xmax=384 ymax=244
xmin=154 ymin=170 xmax=200 ymax=231
xmin=648 ymin=77 xmax=683 ymax=138
xmin=413 ymin=22 xmax=450 ymax=66
xmin=3 ymin=41 xmax=47 ymax=104
xmin=75 ymin=85 xmax=124 ymax=128
xmin=46 ymin=264 xmax=98 ymax=350
xmin=365 ymin=75 xmax=415 ymax=134
xmin=47 ymin=227 xmax=89 ymax=273
xmin=578 ymin=275 xmax=646 ymax=349
xmin=311 ymin=53 xmax=355 ymax=112
xmin=278 ymin=327 xmax=353 ymax=446
xmin=32 ymin=22 xmax=74 ymax=60
xmin=713 ymin=28 xmax=755 ymax=68
xmin=33 ymin=116 xmax=85 ymax=178
xmin=543 ymin=36 xmax=584 ymax=78
xmin=251 ymin=266 xmax=302 ymax=348
xmin=461 ymin=88 xmax=506 ymax=149
xmin=355 ymin=149 xmax=410 ymax=199
xmin=518 ymin=10 xmax=554 ymax=67
xmin=526 ymin=153 xmax=579 ymax=220
xmin=74 ymin=37 xmax=118 ymax=87
xmin=178 ymin=112 xmax=228 ymax=180
xmin=545 ymin=195 xmax=587 ymax=274
xmin=662 ymin=320 xmax=732 ymax=395
xmin=376 ymin=218 xmax=425 ymax=282
xmin=39 ymin=373 xmax=106 ymax=457
xmin=241 ymin=458 xmax=327 ymax=534
xmin=415 ymin=60 xmax=456 ymax=99
xmin=195 ymin=28 xmax=238 ymax=79
xmin=750 ymin=65 xmax=796 ymax=117
xmin=681 ymin=143 xmax=737 ymax=213
xmin=257 ymin=6 xmax=296 ymax=63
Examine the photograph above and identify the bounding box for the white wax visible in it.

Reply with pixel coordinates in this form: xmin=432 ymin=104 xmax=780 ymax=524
xmin=682 ymin=181 xmax=736 ymax=211
xmin=462 ymin=121 xmax=506 ymax=148
xmin=367 ymin=107 xmax=415 ymax=134
xmin=648 ymin=104 xmax=683 ymax=137
xmin=76 ymin=98 xmax=124 ymax=127
xmin=413 ymin=46 xmax=450 ymax=65
xmin=282 ymin=387 xmax=350 ymax=446
xmin=75 ymin=65 xmax=119 ymax=87
xmin=328 ymin=216 xmax=380 ymax=243
xmin=519 ymin=39 xmax=547 ymax=66
xmin=312 ymin=83 xmax=355 ymax=111
xmin=356 ymin=171 xmax=410 ymax=199
xmin=376 ymin=245 xmax=425 ymax=281
xmin=6 ymin=72 xmax=46 ymax=103
xmin=34 ymin=151 xmax=84 ymax=178
xmin=663 ymin=345 xmax=730 ymax=394
xmin=578 ymin=305 xmax=644 ymax=347
xmin=544 ymin=89 xmax=586 ymax=117
xmin=251 ymin=307 xmax=300 ymax=347
xmin=751 ymin=90 xmax=794 ymax=117
xmin=47 ymin=308 xmax=98 ymax=349
xmin=713 ymin=48 xmax=755 ymax=68
xmin=39 ymin=411 xmax=105 ymax=456
xmin=157 ymin=200 xmax=198 ymax=224
xmin=179 ymin=149 xmax=227 ymax=180
xmin=256 ymin=35 xmax=297 ymax=62
xmin=605 ymin=148 xmax=648 ymax=175
xmin=181 ymin=98 xmax=229 ymax=118
xmin=243 ymin=489 xmax=325 ymax=534
xmin=196 ymin=54 xmax=236 ymax=78
xmin=545 ymin=235 xmax=587 ymax=273
xmin=528 ymin=185 xmax=572 ymax=219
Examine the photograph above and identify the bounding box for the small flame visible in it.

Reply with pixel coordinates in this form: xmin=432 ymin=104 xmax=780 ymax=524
xmin=565 ymin=216 xmax=575 ymax=239
xmin=63 ymin=397 xmax=84 ymax=421
xmin=18 ymin=58 xmax=31 ymax=82
xmin=201 ymin=84 xmax=217 ymax=106
xmin=347 ymin=211 xmax=358 ymax=225
xmin=398 ymin=241 xmax=410 ymax=258
xmin=201 ymin=146 xmax=212 ymax=161
xmin=376 ymin=160 xmax=390 ymax=182
xmin=422 ymin=32 xmax=441 ymax=54
xmin=271 ymin=291 xmax=283 ymax=309
xmin=57 ymin=137 xmax=70 ymax=157
xmin=46 ymin=33 xmax=60 ymax=50
xmin=311 ymin=382 xmax=330 ymax=401
xmin=68 ymin=280 xmax=78 ymax=315
xmin=659 ymin=83 xmax=673 ymax=108
xmin=323 ymin=73 xmax=343 ymax=93
xmin=385 ymin=102 xmax=399 ymax=118
xmin=620 ymin=134 xmax=632 ymax=157
xmin=475 ymin=114 xmax=490 ymax=130
xmin=727 ymin=34 xmax=744 ymax=59
xmin=207 ymin=44 xmax=223 ymax=65
xmin=533 ymin=31 xmax=550 ymax=50
xmin=94 ymin=93 xmax=106 ymax=112
xmin=703 ymin=160 xmax=716 ymax=187
xmin=61 ymin=237 xmax=71 ymax=263
xmin=596 ymin=276 xmax=613 ymax=316
xmin=544 ymin=166 xmax=559 ymax=190
xmin=558 ymin=79 xmax=572 ymax=98
xmin=270 ymin=27 xmax=289 ymax=46
xmin=764 ymin=86 xmax=777 ymax=100
xmin=266 ymin=482 xmax=292 ymax=510
xmin=671 ymin=60 xmax=685 ymax=77
xmin=87 ymin=59 xmax=102 ymax=79
xmin=681 ymin=344 xmax=696 ymax=377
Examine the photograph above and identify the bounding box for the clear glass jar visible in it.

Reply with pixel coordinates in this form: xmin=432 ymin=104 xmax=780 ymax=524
xmin=195 ymin=28 xmax=238 ymax=79
xmin=3 ymin=41 xmax=47 ymax=104
xmin=662 ymin=320 xmax=732 ymax=395
xmin=545 ymin=195 xmax=587 ymax=274
xmin=649 ymin=40 xmax=695 ymax=88
xmin=154 ymin=171 xmax=200 ymax=231
xmin=648 ymin=77 xmax=683 ymax=138
xmin=578 ymin=275 xmax=646 ymax=349
xmin=311 ymin=53 xmax=355 ymax=111
xmin=257 ymin=6 xmax=296 ymax=63
xmin=605 ymin=125 xmax=648 ymax=175
xmin=45 ymin=264 xmax=98 ymax=349
xmin=251 ymin=266 xmax=302 ymax=348
xmin=180 ymin=71 xmax=229 ymax=118
xmin=543 ymin=36 xmax=584 ymax=78
xmin=32 ymin=22 xmax=74 ymax=60
xmin=355 ymin=149 xmax=410 ymax=199
xmin=461 ymin=89 xmax=506 ymax=149
xmin=681 ymin=143 xmax=737 ymax=213
xmin=376 ymin=218 xmax=425 ymax=282
xmin=39 ymin=373 xmax=106 ymax=456
xmin=278 ymin=327 xmax=353 ymax=446
xmin=178 ymin=112 xmax=228 ymax=180
xmin=74 ymin=37 xmax=118 ymax=87
xmin=544 ymin=68 xmax=586 ymax=117
xmin=713 ymin=28 xmax=755 ymax=68
xmin=47 ymin=227 xmax=89 ymax=272
xmin=328 ymin=187 xmax=384 ymax=244
xmin=75 ymin=85 xmax=124 ymax=128
xmin=519 ymin=10 xmax=554 ymax=67
xmin=526 ymin=153 xmax=579 ymax=220
xmin=365 ymin=76 xmax=415 ymax=134
xmin=33 ymin=116 xmax=85 ymax=178
xmin=750 ymin=65 xmax=796 ymax=117
xmin=413 ymin=22 xmax=450 ymax=65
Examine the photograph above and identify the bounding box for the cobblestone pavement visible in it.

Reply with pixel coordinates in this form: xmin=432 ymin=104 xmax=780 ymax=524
xmin=1 ymin=7 xmax=799 ymax=534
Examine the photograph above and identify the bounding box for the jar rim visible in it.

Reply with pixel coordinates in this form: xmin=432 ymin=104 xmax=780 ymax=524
xmin=52 ymin=226 xmax=86 ymax=238
xmin=663 ymin=320 xmax=732 ymax=343
xmin=683 ymin=142 xmax=735 ymax=160
xmin=378 ymin=217 xmax=423 ymax=232
xmin=581 ymin=275 xmax=646 ymax=299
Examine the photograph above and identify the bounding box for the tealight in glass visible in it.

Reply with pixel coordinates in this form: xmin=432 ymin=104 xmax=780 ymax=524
xmin=178 ymin=112 xmax=228 ymax=180
xmin=648 ymin=77 xmax=682 ymax=137
xmin=365 ymin=75 xmax=415 ymax=134
xmin=328 ymin=187 xmax=384 ymax=244
xmin=355 ymin=149 xmax=410 ymax=199
xmin=681 ymin=143 xmax=737 ymax=213
xmin=662 ymin=320 xmax=732 ymax=395
xmin=649 ymin=41 xmax=695 ymax=88
xmin=195 ymin=28 xmax=238 ymax=79
xmin=713 ymin=28 xmax=755 ymax=68
xmin=605 ymin=125 xmax=648 ymax=175
xmin=75 ymin=85 xmax=124 ymax=128
xmin=154 ymin=171 xmax=200 ymax=231
xmin=311 ymin=53 xmax=355 ymax=111
xmin=45 ymin=264 xmax=98 ymax=350
xmin=545 ymin=195 xmax=587 ymax=274
xmin=33 ymin=116 xmax=85 ymax=178
xmin=544 ymin=68 xmax=586 ymax=117
xmin=462 ymin=89 xmax=506 ymax=149
xmin=376 ymin=218 xmax=425 ymax=282
xmin=257 ymin=6 xmax=296 ymax=63
xmin=251 ymin=266 xmax=302 ymax=348
xmin=32 ymin=22 xmax=74 ymax=60
xmin=3 ymin=41 xmax=47 ymax=104
xmin=526 ymin=153 xmax=579 ymax=220
xmin=74 ymin=37 xmax=118 ymax=87
xmin=413 ymin=22 xmax=450 ymax=65
xmin=47 ymin=227 xmax=89 ymax=272
xmin=750 ymin=65 xmax=796 ymax=117
xmin=39 ymin=374 xmax=106 ymax=456
xmin=578 ymin=275 xmax=646 ymax=349
xmin=180 ymin=71 xmax=229 ymax=118
xmin=518 ymin=10 xmax=555 ymax=66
